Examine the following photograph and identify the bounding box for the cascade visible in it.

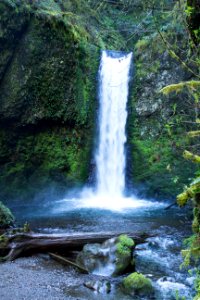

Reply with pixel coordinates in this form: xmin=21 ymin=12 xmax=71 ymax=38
xmin=56 ymin=50 xmax=162 ymax=211
xmin=96 ymin=50 xmax=132 ymax=197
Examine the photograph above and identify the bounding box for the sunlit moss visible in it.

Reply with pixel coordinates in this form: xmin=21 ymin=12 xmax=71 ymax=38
xmin=160 ymin=80 xmax=200 ymax=95
xmin=123 ymin=272 xmax=153 ymax=296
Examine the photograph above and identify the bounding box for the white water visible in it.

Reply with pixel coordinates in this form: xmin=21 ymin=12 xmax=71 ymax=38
xmin=53 ymin=50 xmax=165 ymax=212
xmin=96 ymin=50 xmax=132 ymax=197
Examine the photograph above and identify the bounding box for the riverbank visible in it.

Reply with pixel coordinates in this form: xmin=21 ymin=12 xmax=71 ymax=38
xmin=0 ymin=201 xmax=195 ymax=300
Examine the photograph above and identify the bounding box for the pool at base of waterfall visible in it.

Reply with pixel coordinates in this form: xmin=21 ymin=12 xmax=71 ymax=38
xmin=6 ymin=196 xmax=195 ymax=300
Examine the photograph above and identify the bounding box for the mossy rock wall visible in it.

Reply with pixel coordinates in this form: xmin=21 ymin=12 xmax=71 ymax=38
xmin=0 ymin=0 xmax=128 ymax=200
xmin=127 ymin=29 xmax=197 ymax=199
xmin=0 ymin=0 xmax=100 ymax=199
xmin=0 ymin=0 xmax=197 ymax=200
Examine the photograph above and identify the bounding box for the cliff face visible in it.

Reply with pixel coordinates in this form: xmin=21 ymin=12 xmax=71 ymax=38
xmin=128 ymin=34 xmax=196 ymax=199
xmin=0 ymin=0 xmax=196 ymax=200
xmin=0 ymin=0 xmax=99 ymax=199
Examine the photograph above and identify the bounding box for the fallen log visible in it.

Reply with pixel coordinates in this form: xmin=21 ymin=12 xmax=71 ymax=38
xmin=164 ymin=201 xmax=177 ymax=210
xmin=0 ymin=232 xmax=150 ymax=261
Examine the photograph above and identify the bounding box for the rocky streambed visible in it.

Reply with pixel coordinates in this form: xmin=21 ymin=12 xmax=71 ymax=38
xmin=0 ymin=199 xmax=195 ymax=300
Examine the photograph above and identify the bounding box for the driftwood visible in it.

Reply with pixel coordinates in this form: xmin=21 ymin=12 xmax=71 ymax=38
xmin=0 ymin=232 xmax=150 ymax=261
xmin=164 ymin=201 xmax=177 ymax=210
xmin=49 ymin=252 xmax=89 ymax=274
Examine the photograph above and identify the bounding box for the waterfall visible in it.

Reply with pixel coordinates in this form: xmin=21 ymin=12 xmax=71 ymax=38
xmin=57 ymin=50 xmax=160 ymax=211
xmin=95 ymin=50 xmax=132 ymax=197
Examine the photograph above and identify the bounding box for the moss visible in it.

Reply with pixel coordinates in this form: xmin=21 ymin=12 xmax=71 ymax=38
xmin=0 ymin=202 xmax=14 ymax=228
xmin=0 ymin=0 xmax=104 ymax=199
xmin=116 ymin=235 xmax=135 ymax=254
xmin=114 ymin=235 xmax=135 ymax=275
xmin=122 ymin=272 xmax=153 ymax=296
xmin=135 ymin=38 xmax=150 ymax=53
xmin=130 ymin=133 xmax=195 ymax=198
xmin=160 ymin=80 xmax=200 ymax=95
xmin=0 ymin=0 xmax=195 ymax=202
xmin=0 ymin=125 xmax=94 ymax=198
xmin=192 ymin=216 xmax=199 ymax=234
xmin=177 ymin=191 xmax=190 ymax=207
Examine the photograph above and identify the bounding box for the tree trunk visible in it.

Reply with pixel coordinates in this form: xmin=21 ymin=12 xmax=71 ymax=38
xmin=0 ymin=232 xmax=150 ymax=261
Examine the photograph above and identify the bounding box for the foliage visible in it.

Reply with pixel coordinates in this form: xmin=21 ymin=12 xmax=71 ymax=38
xmin=193 ymin=272 xmax=200 ymax=300
xmin=160 ymin=81 xmax=200 ymax=95
xmin=0 ymin=0 xmax=132 ymax=200
xmin=130 ymin=133 xmax=194 ymax=198
xmin=176 ymin=137 xmax=200 ymax=300
xmin=0 ymin=202 xmax=14 ymax=228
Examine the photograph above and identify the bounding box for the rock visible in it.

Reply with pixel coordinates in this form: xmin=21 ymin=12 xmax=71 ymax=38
xmin=84 ymin=280 xmax=111 ymax=293
xmin=76 ymin=234 xmax=135 ymax=276
xmin=76 ymin=243 xmax=104 ymax=272
xmin=155 ymin=277 xmax=191 ymax=300
xmin=135 ymin=98 xmax=162 ymax=117
xmin=122 ymin=272 xmax=153 ymax=297
xmin=0 ymin=0 xmax=126 ymax=201
xmin=0 ymin=201 xmax=14 ymax=228
xmin=114 ymin=234 xmax=135 ymax=275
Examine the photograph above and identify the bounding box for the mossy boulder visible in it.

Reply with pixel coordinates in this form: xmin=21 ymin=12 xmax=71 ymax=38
xmin=0 ymin=202 xmax=14 ymax=228
xmin=122 ymin=272 xmax=153 ymax=297
xmin=76 ymin=235 xmax=135 ymax=276
xmin=115 ymin=234 xmax=135 ymax=275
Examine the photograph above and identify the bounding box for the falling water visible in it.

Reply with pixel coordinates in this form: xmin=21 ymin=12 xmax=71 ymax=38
xmin=54 ymin=50 xmax=164 ymax=210
xmin=96 ymin=50 xmax=132 ymax=197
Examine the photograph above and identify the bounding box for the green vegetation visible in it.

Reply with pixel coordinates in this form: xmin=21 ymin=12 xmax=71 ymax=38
xmin=0 ymin=0 xmax=198 ymax=200
xmin=0 ymin=0 xmax=200 ymax=298
xmin=0 ymin=0 xmax=130 ymax=200
xmin=114 ymin=235 xmax=135 ymax=275
xmin=0 ymin=202 xmax=14 ymax=228
xmin=122 ymin=272 xmax=153 ymax=296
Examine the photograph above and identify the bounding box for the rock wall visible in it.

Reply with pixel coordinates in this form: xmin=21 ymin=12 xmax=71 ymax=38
xmin=128 ymin=30 xmax=197 ymax=198
xmin=0 ymin=0 xmax=99 ymax=199
xmin=0 ymin=0 xmax=196 ymax=200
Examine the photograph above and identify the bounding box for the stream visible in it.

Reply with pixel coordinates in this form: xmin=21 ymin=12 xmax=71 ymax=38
xmin=4 ymin=196 xmax=194 ymax=300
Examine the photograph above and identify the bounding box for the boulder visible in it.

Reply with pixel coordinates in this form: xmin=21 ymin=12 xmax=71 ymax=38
xmin=122 ymin=272 xmax=153 ymax=297
xmin=76 ymin=234 xmax=135 ymax=276
xmin=84 ymin=280 xmax=111 ymax=293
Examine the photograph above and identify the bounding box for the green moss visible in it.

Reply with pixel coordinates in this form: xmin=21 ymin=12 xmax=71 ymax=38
xmin=0 ymin=202 xmax=14 ymax=228
xmin=130 ymin=134 xmax=195 ymax=198
xmin=0 ymin=126 xmax=93 ymax=198
xmin=123 ymin=272 xmax=153 ymax=296
xmin=135 ymin=38 xmax=150 ymax=53
xmin=116 ymin=235 xmax=135 ymax=254
xmin=114 ymin=235 xmax=135 ymax=275
xmin=0 ymin=0 xmax=104 ymax=199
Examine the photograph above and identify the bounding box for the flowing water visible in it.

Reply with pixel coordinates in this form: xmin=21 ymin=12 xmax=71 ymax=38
xmin=96 ymin=50 xmax=132 ymax=197
xmin=5 ymin=51 xmax=195 ymax=299
xmin=59 ymin=50 xmax=159 ymax=210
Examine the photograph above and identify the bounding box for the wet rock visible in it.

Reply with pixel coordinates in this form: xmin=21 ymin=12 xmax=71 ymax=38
xmin=76 ymin=234 xmax=135 ymax=276
xmin=0 ymin=201 xmax=14 ymax=228
xmin=155 ymin=277 xmax=191 ymax=300
xmin=122 ymin=272 xmax=153 ymax=297
xmin=135 ymin=98 xmax=162 ymax=117
xmin=84 ymin=279 xmax=111 ymax=293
